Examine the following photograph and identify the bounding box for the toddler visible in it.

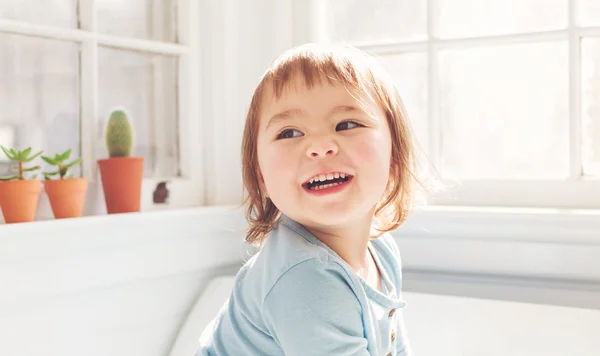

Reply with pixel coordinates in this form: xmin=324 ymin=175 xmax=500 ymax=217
xmin=197 ymin=42 xmax=422 ymax=356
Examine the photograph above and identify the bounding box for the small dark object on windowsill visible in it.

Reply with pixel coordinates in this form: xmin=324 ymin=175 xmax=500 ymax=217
xmin=153 ymin=181 xmax=169 ymax=204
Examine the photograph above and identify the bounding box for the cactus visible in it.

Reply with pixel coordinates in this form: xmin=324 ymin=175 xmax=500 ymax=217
xmin=105 ymin=109 xmax=134 ymax=157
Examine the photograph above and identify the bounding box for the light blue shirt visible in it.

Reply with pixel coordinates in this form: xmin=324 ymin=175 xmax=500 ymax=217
xmin=196 ymin=215 xmax=412 ymax=356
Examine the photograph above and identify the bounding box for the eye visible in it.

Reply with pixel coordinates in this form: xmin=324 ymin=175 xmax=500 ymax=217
xmin=277 ymin=128 xmax=304 ymax=140
xmin=336 ymin=120 xmax=363 ymax=131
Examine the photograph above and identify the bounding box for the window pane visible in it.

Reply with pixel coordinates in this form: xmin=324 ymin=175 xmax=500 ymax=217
xmin=97 ymin=0 xmax=177 ymax=42
xmin=438 ymin=0 xmax=567 ymax=39
xmin=578 ymin=0 xmax=600 ymax=27
xmin=320 ymin=0 xmax=426 ymax=44
xmin=98 ymin=47 xmax=179 ymax=178
xmin=377 ymin=53 xmax=429 ymax=154
xmin=0 ymin=0 xmax=77 ymax=28
xmin=438 ymin=41 xmax=569 ymax=180
xmin=582 ymin=38 xmax=600 ymax=177
xmin=0 ymin=0 xmax=77 ymax=27
xmin=0 ymin=34 xmax=80 ymax=177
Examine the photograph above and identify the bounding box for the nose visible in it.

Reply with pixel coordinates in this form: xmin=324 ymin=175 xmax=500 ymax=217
xmin=307 ymin=137 xmax=338 ymax=158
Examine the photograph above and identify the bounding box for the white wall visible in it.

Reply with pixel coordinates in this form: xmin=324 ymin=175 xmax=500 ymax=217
xmin=199 ymin=0 xmax=295 ymax=205
xmin=396 ymin=206 xmax=600 ymax=310
xmin=0 ymin=207 xmax=251 ymax=356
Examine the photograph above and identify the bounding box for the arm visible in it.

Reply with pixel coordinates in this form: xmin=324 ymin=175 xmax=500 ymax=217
xmin=262 ymin=259 xmax=370 ymax=356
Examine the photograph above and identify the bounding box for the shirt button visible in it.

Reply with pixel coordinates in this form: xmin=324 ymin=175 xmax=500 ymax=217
xmin=388 ymin=308 xmax=396 ymax=318
xmin=391 ymin=330 xmax=396 ymax=341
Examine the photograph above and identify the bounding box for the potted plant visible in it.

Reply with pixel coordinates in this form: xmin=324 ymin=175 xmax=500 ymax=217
xmin=97 ymin=109 xmax=144 ymax=214
xmin=0 ymin=146 xmax=43 ymax=223
xmin=42 ymin=149 xmax=88 ymax=219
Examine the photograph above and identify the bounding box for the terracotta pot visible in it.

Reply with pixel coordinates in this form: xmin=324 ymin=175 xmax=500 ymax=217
xmin=98 ymin=156 xmax=144 ymax=214
xmin=0 ymin=179 xmax=41 ymax=223
xmin=44 ymin=177 xmax=88 ymax=219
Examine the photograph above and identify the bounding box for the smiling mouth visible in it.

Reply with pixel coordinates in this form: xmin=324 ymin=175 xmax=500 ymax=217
xmin=303 ymin=173 xmax=353 ymax=191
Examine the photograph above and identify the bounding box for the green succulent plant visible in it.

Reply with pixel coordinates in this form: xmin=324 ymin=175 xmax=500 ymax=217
xmin=41 ymin=149 xmax=81 ymax=180
xmin=105 ymin=109 xmax=134 ymax=157
xmin=0 ymin=145 xmax=42 ymax=181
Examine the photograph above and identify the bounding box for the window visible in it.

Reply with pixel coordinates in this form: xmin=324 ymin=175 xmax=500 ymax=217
xmin=300 ymin=0 xmax=600 ymax=209
xmin=0 ymin=0 xmax=202 ymax=217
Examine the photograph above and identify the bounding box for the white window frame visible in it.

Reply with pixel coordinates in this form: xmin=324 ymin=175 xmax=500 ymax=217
xmin=0 ymin=0 xmax=203 ymax=217
xmin=295 ymin=0 xmax=600 ymax=210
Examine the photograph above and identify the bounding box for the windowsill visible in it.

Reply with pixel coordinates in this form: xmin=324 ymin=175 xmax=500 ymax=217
xmin=1 ymin=205 xmax=245 ymax=233
xmin=4 ymin=202 xmax=599 ymax=238
xmin=0 ymin=177 xmax=203 ymax=224
xmin=392 ymin=204 xmax=600 ymax=309
xmin=399 ymin=204 xmax=600 ymax=244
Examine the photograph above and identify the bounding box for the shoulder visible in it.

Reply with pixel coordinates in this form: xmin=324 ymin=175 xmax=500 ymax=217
xmin=261 ymin=258 xmax=364 ymax=339
xmin=265 ymin=258 xmax=359 ymax=305
xmin=239 ymin=215 xmax=353 ymax=304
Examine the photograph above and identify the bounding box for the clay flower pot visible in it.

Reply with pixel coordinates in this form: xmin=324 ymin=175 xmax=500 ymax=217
xmin=98 ymin=156 xmax=144 ymax=214
xmin=0 ymin=179 xmax=41 ymax=223
xmin=44 ymin=177 xmax=88 ymax=219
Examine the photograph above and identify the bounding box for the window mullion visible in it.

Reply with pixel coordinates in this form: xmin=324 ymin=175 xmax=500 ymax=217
xmin=427 ymin=0 xmax=441 ymax=171
xmin=175 ymin=0 xmax=203 ymax=201
xmin=175 ymin=0 xmax=193 ymax=182
xmin=568 ymin=0 xmax=583 ymax=179
xmin=79 ymin=0 xmax=98 ymax=182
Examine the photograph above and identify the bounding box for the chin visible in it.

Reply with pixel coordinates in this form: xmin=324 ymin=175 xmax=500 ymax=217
xmin=293 ymin=202 xmax=371 ymax=228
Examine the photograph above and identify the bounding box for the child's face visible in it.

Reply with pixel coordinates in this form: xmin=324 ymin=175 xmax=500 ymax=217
xmin=256 ymin=78 xmax=392 ymax=230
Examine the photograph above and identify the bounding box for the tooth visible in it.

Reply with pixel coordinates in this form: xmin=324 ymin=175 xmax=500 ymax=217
xmin=326 ymin=173 xmax=334 ymax=180
xmin=340 ymin=173 xmax=346 ymax=178
xmin=309 ymin=179 xmax=314 ymax=184
xmin=334 ymin=173 xmax=340 ymax=179
xmin=319 ymin=174 xmax=326 ymax=182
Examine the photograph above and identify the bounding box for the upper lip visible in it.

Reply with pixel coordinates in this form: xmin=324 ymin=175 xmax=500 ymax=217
xmin=302 ymin=170 xmax=353 ymax=185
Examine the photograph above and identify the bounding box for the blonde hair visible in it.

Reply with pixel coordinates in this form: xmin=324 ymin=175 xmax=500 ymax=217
xmin=241 ymin=43 xmax=428 ymax=246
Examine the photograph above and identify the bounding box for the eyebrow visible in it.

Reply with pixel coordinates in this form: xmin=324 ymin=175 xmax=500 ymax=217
xmin=265 ymin=105 xmax=363 ymax=130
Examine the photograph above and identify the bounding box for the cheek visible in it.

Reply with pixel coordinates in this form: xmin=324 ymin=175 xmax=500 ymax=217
xmin=257 ymin=142 xmax=296 ymax=190
xmin=352 ymin=131 xmax=392 ymax=172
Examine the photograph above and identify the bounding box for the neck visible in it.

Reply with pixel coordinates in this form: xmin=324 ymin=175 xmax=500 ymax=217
xmin=305 ymin=213 xmax=374 ymax=274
